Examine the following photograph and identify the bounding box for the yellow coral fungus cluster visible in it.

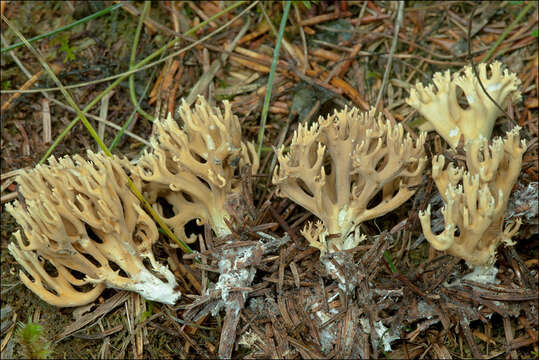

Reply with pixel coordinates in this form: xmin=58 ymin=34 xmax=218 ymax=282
xmin=273 ymin=107 xmax=426 ymax=255
xmin=6 ymin=60 xmax=529 ymax=312
xmin=407 ymin=61 xmax=521 ymax=148
xmin=419 ymin=127 xmax=527 ymax=266
xmin=7 ymin=151 xmax=180 ymax=307
xmin=407 ymin=61 xmax=526 ymax=268
xmin=136 ymin=96 xmax=259 ymax=244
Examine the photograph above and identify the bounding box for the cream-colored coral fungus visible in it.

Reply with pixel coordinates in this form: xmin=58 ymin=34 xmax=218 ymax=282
xmin=6 ymin=151 xmax=180 ymax=307
xmin=419 ymin=127 xmax=527 ymax=266
xmin=273 ymin=107 xmax=426 ymax=256
xmin=407 ymin=61 xmax=521 ymax=148
xmin=136 ymin=96 xmax=259 ymax=244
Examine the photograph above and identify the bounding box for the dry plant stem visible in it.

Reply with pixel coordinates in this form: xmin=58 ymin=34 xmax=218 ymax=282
xmin=185 ymin=18 xmax=251 ymax=105
xmin=1 ymin=69 xmax=44 ymax=112
xmin=219 ymin=292 xmax=243 ymax=358
xmin=97 ymin=92 xmax=112 ymax=151
xmin=128 ymin=1 xmax=154 ymax=122
xmin=119 ymin=0 xmax=248 ymax=38
xmin=213 ymin=233 xmax=288 ymax=358
xmin=293 ymin=4 xmax=308 ymax=73
xmin=374 ymin=0 xmax=404 ymax=111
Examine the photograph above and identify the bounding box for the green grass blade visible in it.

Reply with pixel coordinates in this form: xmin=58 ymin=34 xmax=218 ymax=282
xmin=1 ymin=3 xmax=122 ymax=54
xmin=384 ymin=250 xmax=397 ymax=274
xmin=481 ymin=2 xmax=535 ymax=62
xmin=109 ymin=71 xmax=154 ymax=151
xmin=129 ymin=1 xmax=155 ymax=122
xmin=2 ymin=14 xmax=110 ymax=156
xmin=257 ymin=1 xmax=291 ymax=157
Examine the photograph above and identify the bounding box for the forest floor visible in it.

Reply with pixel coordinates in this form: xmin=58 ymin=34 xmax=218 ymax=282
xmin=1 ymin=1 xmax=538 ymax=359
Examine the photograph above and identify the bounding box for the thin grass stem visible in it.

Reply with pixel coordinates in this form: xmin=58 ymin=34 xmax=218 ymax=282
xmin=129 ymin=1 xmax=155 ymax=122
xmin=257 ymin=1 xmax=291 ymax=158
xmin=1 ymin=3 xmax=122 ymax=53
xmin=481 ymin=2 xmax=535 ymax=62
